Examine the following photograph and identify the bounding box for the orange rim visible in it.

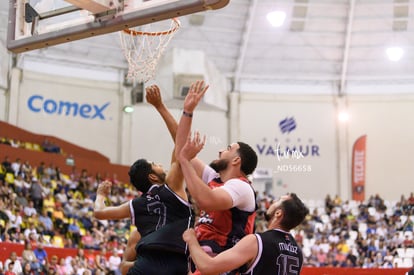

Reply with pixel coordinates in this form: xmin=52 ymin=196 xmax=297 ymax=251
xmin=123 ymin=18 xmax=180 ymax=36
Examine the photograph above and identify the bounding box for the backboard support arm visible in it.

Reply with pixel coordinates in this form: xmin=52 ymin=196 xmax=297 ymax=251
xmin=7 ymin=0 xmax=230 ymax=53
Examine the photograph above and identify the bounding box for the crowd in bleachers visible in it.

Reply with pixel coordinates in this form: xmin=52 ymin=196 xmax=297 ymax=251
xmin=0 ymin=153 xmax=137 ymax=275
xmin=0 ymin=141 xmax=414 ymax=274
xmin=1 ymin=137 xmax=61 ymax=154
xmin=255 ymin=191 xmax=414 ymax=269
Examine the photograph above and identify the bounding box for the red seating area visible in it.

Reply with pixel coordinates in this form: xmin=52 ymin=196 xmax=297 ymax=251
xmin=0 ymin=120 xmax=130 ymax=184
xmin=0 ymin=121 xmax=133 ymax=274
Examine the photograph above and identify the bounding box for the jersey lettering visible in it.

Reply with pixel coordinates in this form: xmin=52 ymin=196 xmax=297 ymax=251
xmin=276 ymin=254 xmax=300 ymax=275
xmin=278 ymin=243 xmax=298 ymax=254
xmin=147 ymin=201 xmax=166 ymax=230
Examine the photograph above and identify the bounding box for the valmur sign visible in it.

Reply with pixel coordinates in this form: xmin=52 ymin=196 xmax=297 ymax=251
xmin=27 ymin=95 xmax=110 ymax=120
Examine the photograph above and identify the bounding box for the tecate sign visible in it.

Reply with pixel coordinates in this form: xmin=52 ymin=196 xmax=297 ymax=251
xmin=27 ymin=95 xmax=110 ymax=120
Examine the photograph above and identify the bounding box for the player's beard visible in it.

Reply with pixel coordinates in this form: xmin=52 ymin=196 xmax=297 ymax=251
xmin=152 ymin=171 xmax=166 ymax=183
xmin=209 ymin=159 xmax=229 ymax=173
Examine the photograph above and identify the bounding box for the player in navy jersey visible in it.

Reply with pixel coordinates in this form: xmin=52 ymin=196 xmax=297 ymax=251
xmin=93 ymin=85 xmax=194 ymax=275
xmin=183 ymin=193 xmax=309 ymax=275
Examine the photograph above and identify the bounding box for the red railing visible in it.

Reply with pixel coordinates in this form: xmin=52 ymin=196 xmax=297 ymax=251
xmin=0 ymin=243 xmax=411 ymax=274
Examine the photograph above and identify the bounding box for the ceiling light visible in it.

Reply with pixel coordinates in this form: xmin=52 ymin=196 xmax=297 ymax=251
xmin=266 ymin=11 xmax=286 ymax=27
xmin=386 ymin=47 xmax=404 ymax=62
xmin=338 ymin=111 xmax=350 ymax=123
xmin=123 ymin=105 xmax=134 ymax=113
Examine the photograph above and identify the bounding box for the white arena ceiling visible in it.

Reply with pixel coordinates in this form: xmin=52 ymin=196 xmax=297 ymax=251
xmin=1 ymin=0 xmax=414 ymax=94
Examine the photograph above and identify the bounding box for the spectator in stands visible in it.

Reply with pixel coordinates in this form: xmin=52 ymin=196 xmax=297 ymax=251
xmin=38 ymin=209 xmax=55 ymax=237
xmin=55 ymin=188 xmax=68 ymax=206
xmin=46 ymin=255 xmax=59 ymax=274
xmin=84 ymin=250 xmax=97 ymax=273
xmin=6 ymin=208 xmax=23 ymax=231
xmin=23 ymin=222 xmax=38 ymax=241
xmin=44 ymin=163 xmax=57 ymax=181
xmin=22 ymin=241 xmax=41 ymax=273
xmin=49 ymin=234 xmax=64 ymax=248
xmin=11 ymin=158 xmax=21 ymax=177
xmin=316 ymin=248 xmax=327 ymax=266
xmin=114 ymin=222 xmax=127 ymax=242
xmin=41 ymin=139 xmax=61 ymax=154
xmin=402 ymin=219 xmax=414 ymax=233
xmin=24 ymin=201 xmax=37 ymax=218
xmin=4 ymin=252 xmax=22 ymax=274
xmin=107 ymin=249 xmax=121 ymax=275
xmin=81 ymin=230 xmax=95 ymax=250
xmin=75 ymin=248 xmax=88 ymax=269
xmin=55 ymin=257 xmax=67 ymax=275
xmin=27 ymin=232 xmax=38 ymax=248
xmin=63 ymin=238 xmax=76 ymax=249
xmin=67 ymin=218 xmax=81 ymax=245
xmin=33 ymin=242 xmax=48 ymax=272
xmin=77 ymin=169 xmax=90 ymax=193
xmin=21 ymin=262 xmax=35 ymax=275
xmin=4 ymin=262 xmax=16 ymax=275
xmin=72 ymin=258 xmax=88 ymax=275
xmin=2 ymin=232 xmax=11 ymax=243
xmin=62 ymin=200 xmax=77 ymax=219
xmin=35 ymin=162 xmax=46 ymax=180
xmin=54 ymin=166 xmax=63 ymax=183
xmin=403 ymin=234 xmax=414 ymax=248
xmin=42 ymin=193 xmax=55 ymax=214
xmin=29 ymin=178 xmax=43 ymax=212
xmin=9 ymin=139 xmax=23 ymax=149
xmin=21 ymin=161 xmax=32 ymax=177
xmin=52 ymin=205 xmax=65 ymax=234
xmin=94 ymin=247 xmax=109 ymax=274
xmin=79 ymin=212 xmax=93 ymax=233
xmin=2 ymin=156 xmax=13 ymax=174
xmin=13 ymin=176 xmax=26 ymax=196
xmin=408 ymin=192 xmax=414 ymax=208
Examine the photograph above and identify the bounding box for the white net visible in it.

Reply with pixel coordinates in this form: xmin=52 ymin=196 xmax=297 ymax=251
xmin=119 ymin=18 xmax=180 ymax=83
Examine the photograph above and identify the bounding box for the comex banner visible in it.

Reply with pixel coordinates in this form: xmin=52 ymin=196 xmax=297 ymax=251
xmin=27 ymin=94 xmax=111 ymax=120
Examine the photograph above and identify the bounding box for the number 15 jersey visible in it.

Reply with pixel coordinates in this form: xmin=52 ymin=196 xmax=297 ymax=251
xmin=243 ymin=229 xmax=303 ymax=275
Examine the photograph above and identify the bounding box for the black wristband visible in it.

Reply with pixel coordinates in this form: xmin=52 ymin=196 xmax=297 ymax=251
xmin=183 ymin=111 xmax=193 ymax=118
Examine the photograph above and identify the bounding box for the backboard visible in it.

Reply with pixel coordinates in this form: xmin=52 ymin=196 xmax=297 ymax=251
xmin=7 ymin=0 xmax=230 ymax=53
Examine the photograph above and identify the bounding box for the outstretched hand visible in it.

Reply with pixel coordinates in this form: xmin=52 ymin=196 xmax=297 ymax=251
xmin=180 ymin=131 xmax=206 ymax=161
xmin=183 ymin=80 xmax=209 ymax=113
xmin=97 ymin=180 xmax=112 ymax=197
xmin=146 ymin=85 xmax=163 ymax=109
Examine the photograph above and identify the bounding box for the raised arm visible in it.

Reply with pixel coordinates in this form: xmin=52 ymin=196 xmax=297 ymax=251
xmin=120 ymin=228 xmax=141 ymax=275
xmin=93 ymin=181 xmax=130 ymax=220
xmin=183 ymin=228 xmax=257 ymax=275
xmin=178 ymin=131 xmax=233 ymax=211
xmin=146 ymin=85 xmax=177 ymax=145
xmin=175 ymin=81 xmax=209 ymax=177
xmin=146 ymin=84 xmax=185 ymax=198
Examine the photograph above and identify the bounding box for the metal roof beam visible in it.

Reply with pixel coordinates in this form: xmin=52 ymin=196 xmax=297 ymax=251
xmin=339 ymin=0 xmax=356 ymax=96
xmin=233 ymin=0 xmax=258 ymax=92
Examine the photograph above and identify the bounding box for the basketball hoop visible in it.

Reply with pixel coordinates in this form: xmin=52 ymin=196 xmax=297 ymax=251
xmin=119 ymin=18 xmax=181 ymax=83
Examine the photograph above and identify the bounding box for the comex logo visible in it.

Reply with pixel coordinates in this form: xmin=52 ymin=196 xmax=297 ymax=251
xmin=279 ymin=117 xmax=296 ymax=134
xmin=28 ymin=95 xmax=110 ymax=120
